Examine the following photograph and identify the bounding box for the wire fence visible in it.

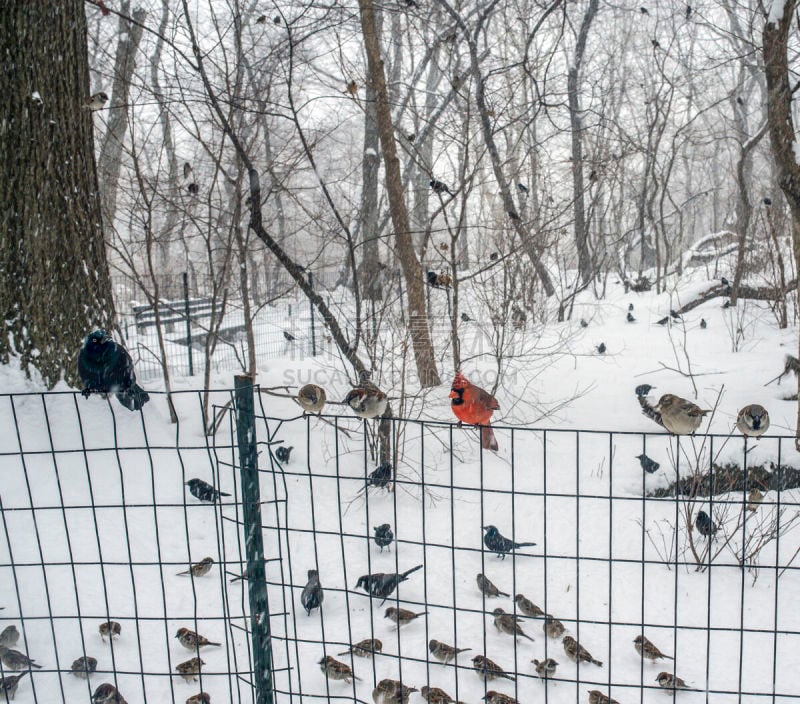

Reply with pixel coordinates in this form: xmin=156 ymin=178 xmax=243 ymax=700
xmin=1 ymin=386 xmax=799 ymax=703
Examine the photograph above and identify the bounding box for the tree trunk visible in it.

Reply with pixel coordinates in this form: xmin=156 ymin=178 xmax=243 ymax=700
xmin=0 ymin=0 xmax=117 ymax=387
xmin=358 ymin=0 xmax=441 ymax=387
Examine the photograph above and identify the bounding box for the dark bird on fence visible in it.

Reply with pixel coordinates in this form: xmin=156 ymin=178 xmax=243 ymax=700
xmin=596 ymin=342 xmax=606 ymax=354
xmin=636 ymin=453 xmax=660 ymax=474
xmin=0 ymin=671 xmax=28 ymax=700
xmin=430 ymin=179 xmax=452 ymax=195
xmin=176 ymin=627 xmax=221 ymax=650
xmin=694 ymin=510 xmax=717 ymax=538
xmin=283 ymin=330 xmax=296 ymax=342
xmin=92 ymin=683 xmax=128 ymax=704
xmin=297 ymin=383 xmax=327 ymax=413
xmin=635 ymin=384 xmax=655 ymax=398
xmin=656 ymin=672 xmax=691 ymax=690
xmin=532 ymin=657 xmax=558 ymax=678
xmin=764 ymin=197 xmax=772 ymax=206
xmin=580 ymin=318 xmax=589 ymax=327
xmin=655 ymin=394 xmax=709 ymax=434
xmin=187 ymin=182 xmax=199 ymax=195
xmin=344 ymin=384 xmax=388 ymax=419
xmin=0 ymin=646 xmax=41 ymax=671
xmin=373 ymin=678 xmax=417 ymax=704
xmin=543 ymin=616 xmax=565 ymax=639
xmin=83 ymin=91 xmax=108 ymax=111
xmin=176 ymin=657 xmax=204 ymax=683
xmin=185 ymin=478 xmax=230 ymax=503
xmin=276 ymin=445 xmax=294 ymax=463
xmin=737 ymin=404 xmax=770 ymax=437
xmin=429 ymin=639 xmax=471 ymax=664
xmin=562 ymin=635 xmax=602 ymax=666
xmin=493 ymin=608 xmax=535 ymax=641
xmin=421 ymin=686 xmax=459 ymax=704
xmin=355 ymin=564 xmax=423 ymax=601
xmin=177 ymin=557 xmax=214 ymax=578
xmin=0 ymin=626 xmax=19 ymax=648
xmin=78 ymin=330 xmax=150 ymax=411
xmin=483 ymin=692 xmax=518 ymax=704
xmin=588 ymin=691 xmax=619 ymax=704
xmin=71 ymin=655 xmax=97 ymax=679
xmin=634 ymin=635 xmax=672 ymax=661
xmin=515 ymin=594 xmax=544 ymax=618
xmin=373 ymin=524 xmax=394 ymax=551
xmin=98 ymin=620 xmax=121 ymax=641
xmin=472 ymin=654 xmax=515 ymax=682
xmin=461 ymin=313 xmax=472 ymax=322
xmin=385 ymin=606 xmax=427 ymax=628
xmin=483 ymin=525 xmax=536 ymax=558
xmin=183 ymin=162 xmax=193 ymax=180
xmin=255 ymin=14 xmax=267 ymax=23
xmin=451 ymin=371 xmax=500 ymax=451
xmin=301 ymin=569 xmax=324 ymax=615
xmin=477 ymin=573 xmax=509 ymax=598
xmin=747 ymin=488 xmax=764 ymax=512
xmin=517 ymin=183 xmax=529 ymax=193
xmin=186 ymin=694 xmax=211 ymax=704
xmin=319 ymin=655 xmax=360 ymax=683
xmin=700 ymin=318 xmax=707 ymax=329
xmin=367 ymin=462 xmax=393 ymax=490
xmin=338 ymin=638 xmax=382 ymax=658
xmin=626 ymin=312 xmax=636 ymax=323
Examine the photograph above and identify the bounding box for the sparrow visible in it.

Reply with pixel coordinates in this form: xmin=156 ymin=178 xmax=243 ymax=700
xmin=301 ymin=569 xmax=324 ymax=615
xmin=532 ymin=657 xmax=558 ymax=678
xmin=562 ymin=636 xmax=602 ymax=666
xmin=384 ymin=606 xmax=427 ymax=627
xmin=354 ymin=564 xmax=423 ymax=601
xmin=78 ymin=329 xmax=149 ymax=410
xmin=543 ymin=616 xmax=565 ymax=638
xmin=483 ymin=525 xmax=536 ymax=559
xmin=655 ymin=394 xmax=709 ymax=434
xmin=71 ymin=655 xmax=98 ymax=678
xmin=635 ymin=384 xmax=655 ymax=397
xmin=517 ymin=183 xmax=528 ymax=193
xmin=186 ymin=694 xmax=211 ymax=704
xmin=185 ymin=478 xmax=230 ymax=503
xmin=176 ymin=657 xmax=205 ymax=682
xmin=747 ymin=488 xmax=764 ymax=512
xmin=275 ymin=445 xmax=293 ymax=463
xmin=483 ymin=692 xmax=518 ymax=704
xmin=83 ymin=91 xmax=109 ymax=110
xmin=373 ymin=524 xmax=394 ymax=551
xmin=0 ymin=646 xmax=41 ymax=670
xmin=596 ymin=342 xmax=606 ymax=354
xmin=367 ymin=462 xmax=393 ymax=489
xmin=694 ymin=510 xmax=717 ymax=538
xmin=477 ymin=573 xmax=508 ymax=597
xmin=472 ymin=654 xmax=515 ymax=681
xmin=99 ymin=620 xmax=121 ymax=641
xmin=636 ymin=453 xmax=660 ymax=474
xmin=627 ymin=312 xmax=636 ymax=323
xmin=634 ymin=635 xmax=672 ymax=661
xmin=515 ymin=594 xmax=544 ymax=618
xmin=319 ymin=655 xmax=360 ymax=683
xmin=736 ymin=404 xmax=770 ymax=437
xmin=656 ymin=672 xmax=691 ymax=690
xmin=421 ymin=686 xmax=458 ymax=704
xmin=430 ymin=179 xmax=453 ymax=195
xmin=373 ymin=679 xmax=417 ymax=704
xmin=700 ymin=318 xmax=707 ymax=329
xmin=283 ymin=330 xmax=296 ymax=342
xmin=344 ymin=385 xmax=388 ymax=419
xmin=429 ymin=639 xmax=470 ymax=664
xmin=92 ymin=683 xmax=128 ymax=703
xmin=346 ymin=80 xmax=358 ymax=96
xmin=337 ymin=638 xmax=382 ymax=657
xmin=297 ymin=384 xmax=327 ymax=413
xmin=177 ymin=557 xmax=214 ymax=577
xmin=450 ymin=372 xmax=499 ymax=450
xmin=176 ymin=627 xmax=221 ymax=650
xmin=588 ymin=690 xmax=619 ymax=704
xmin=0 ymin=625 xmax=19 ymax=647
xmin=0 ymin=671 xmax=27 ymax=700
xmin=493 ymin=608 xmax=534 ymax=641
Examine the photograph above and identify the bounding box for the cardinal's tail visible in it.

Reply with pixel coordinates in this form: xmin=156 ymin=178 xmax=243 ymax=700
xmin=481 ymin=425 xmax=499 ymax=451
xmin=116 ymin=384 xmax=150 ymax=411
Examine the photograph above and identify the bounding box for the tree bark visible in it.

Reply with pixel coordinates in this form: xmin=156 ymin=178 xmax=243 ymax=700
xmin=0 ymin=0 xmax=117 ymax=387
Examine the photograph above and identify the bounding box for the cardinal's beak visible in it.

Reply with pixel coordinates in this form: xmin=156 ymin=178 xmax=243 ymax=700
xmin=448 ymin=389 xmax=457 ymax=398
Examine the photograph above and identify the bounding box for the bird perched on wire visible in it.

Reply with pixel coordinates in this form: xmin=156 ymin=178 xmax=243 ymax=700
xmin=736 ymin=404 xmax=770 ymax=437
xmin=450 ymin=372 xmax=500 ymax=451
xmin=338 ymin=638 xmax=382 ymax=658
xmin=78 ymin=329 xmax=150 ymax=411
xmin=319 ymin=655 xmax=360 ymax=683
xmin=354 ymin=564 xmax=423 ymax=602
xmin=344 ymin=384 xmax=388 ymax=419
xmin=588 ymin=690 xmax=619 ymax=704
xmin=185 ymin=478 xmax=230 ymax=503
xmin=301 ymin=569 xmax=324 ymax=615
xmin=373 ymin=524 xmax=394 ymax=551
xmin=297 ymin=384 xmax=326 ymax=414
xmin=543 ymin=616 xmax=565 ymax=639
xmin=493 ymin=608 xmax=535 ymax=641
xmin=472 ymin=654 xmax=515 ymax=682
xmin=385 ymin=606 xmax=427 ymax=628
xmin=99 ymin=621 xmax=121 ymax=641
xmin=71 ymin=656 xmax=98 ymax=679
xmin=430 ymin=179 xmax=453 ymax=195
xmin=483 ymin=525 xmax=536 ymax=559
xmin=177 ymin=557 xmax=214 ymax=578
xmin=747 ymin=488 xmax=764 ymax=512
xmin=421 ymin=686 xmax=459 ymax=704
xmin=515 ymin=594 xmax=544 ymax=618
xmin=654 ymin=394 xmax=709 ymax=434
xmin=636 ymin=453 xmax=660 ymax=474
xmin=562 ymin=636 xmax=602 ymax=666
xmin=275 ymin=445 xmax=294 ymax=463
xmin=483 ymin=692 xmax=518 ymax=704
xmin=429 ymin=639 xmax=470 ymax=664
xmin=283 ymin=330 xmax=296 ymax=342
xmin=532 ymin=657 xmax=558 ymax=678
xmin=83 ymin=91 xmax=109 ymax=110
xmin=0 ymin=626 xmax=19 ymax=648
xmin=656 ymin=672 xmax=692 ymax=690
xmin=366 ymin=462 xmax=393 ymax=490
xmin=92 ymin=683 xmax=128 ymax=704
xmin=186 ymin=694 xmax=211 ymax=704
xmin=176 ymin=628 xmax=221 ymax=650
xmin=634 ymin=635 xmax=672 ymax=661
xmin=0 ymin=671 xmax=28 ymax=700
xmin=0 ymin=646 xmax=41 ymax=671
xmin=176 ymin=657 xmax=204 ymax=683
xmin=373 ymin=679 xmax=417 ymax=704
xmin=477 ymin=573 xmax=509 ymax=597
xmin=694 ymin=510 xmax=717 ymax=538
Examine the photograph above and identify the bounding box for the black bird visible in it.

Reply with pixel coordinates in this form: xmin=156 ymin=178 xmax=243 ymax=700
xmin=636 ymin=453 xmax=660 ymax=474
xmin=276 ymin=445 xmax=293 ymax=463
xmin=722 ymin=299 xmax=731 ymax=308
xmin=283 ymin=330 xmax=296 ymax=342
xmin=580 ymin=318 xmax=589 ymax=327
xmin=78 ymin=329 xmax=150 ymax=411
xmin=720 ymin=277 xmax=730 ymax=286
xmin=640 ymin=6 xmax=649 ymax=13
xmin=461 ymin=313 xmax=472 ymax=322
xmin=517 ymin=183 xmax=528 ymax=193
xmin=764 ymin=197 xmax=772 ymax=206
xmin=628 ymin=303 xmax=634 ymax=311
xmin=482 ymin=525 xmax=536 ymax=559
xmin=426 ymin=271 xmax=440 ymax=287
xmin=367 ymin=462 xmax=393 ymax=490
xmin=695 ymin=510 xmax=717 ymax=538
xmin=187 ymin=182 xmax=199 ymax=195
xmin=700 ymin=318 xmax=707 ymax=329
xmin=670 ymin=309 xmax=681 ymax=320
xmin=430 ymin=179 xmax=452 ymax=195
xmin=301 ymin=569 xmax=324 ymax=615
xmin=354 ymin=564 xmax=423 ymax=601
xmin=736 ymin=96 xmax=744 ymax=105
xmin=185 ymin=478 xmax=230 ymax=503
xmin=273 ymin=15 xmax=281 ymax=23
xmin=596 ymin=342 xmax=606 ymax=354
xmin=627 ymin=312 xmax=636 ymax=323
xmin=255 ymin=14 xmax=266 ymax=23
xmin=635 ymin=384 xmax=655 ymax=397
xmin=489 ymin=252 xmax=499 ymax=261
xmin=373 ymin=524 xmax=394 ymax=552
xmin=685 ymin=4 xmax=691 ymax=18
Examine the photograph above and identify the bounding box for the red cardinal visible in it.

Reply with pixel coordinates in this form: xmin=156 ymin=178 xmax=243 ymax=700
xmin=449 ymin=371 xmax=499 ymax=450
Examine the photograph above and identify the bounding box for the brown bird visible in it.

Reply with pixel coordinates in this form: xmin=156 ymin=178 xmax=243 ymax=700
xmin=515 ymin=594 xmax=544 ymax=618
xmin=176 ymin=627 xmax=221 ymax=650
xmin=71 ymin=655 xmax=98 ymax=679
xmin=344 ymin=385 xmax=388 ymax=419
xmin=588 ymin=691 xmax=619 ymax=704
xmin=319 ymin=655 xmax=360 ymax=683
xmin=0 ymin=646 xmax=41 ymax=671
xmin=563 ymin=636 xmax=602 ymax=666
xmin=493 ymin=608 xmax=534 ymax=641
xmin=532 ymin=657 xmax=558 ymax=678
xmin=177 ymin=557 xmax=214 ymax=577
xmin=373 ymin=678 xmax=417 ymax=704
xmin=483 ymin=693 xmax=518 ymax=704
xmin=429 ymin=638 xmax=471 ymax=664
xmin=297 ymin=384 xmax=327 ymax=413
xmin=0 ymin=672 xmax=28 ymax=701
xmin=338 ymin=638 xmax=382 ymax=657
xmin=186 ymin=694 xmax=211 ymax=704
xmin=477 ymin=573 xmax=509 ymax=597
xmin=420 ymin=686 xmax=457 ymax=704
xmin=99 ymin=620 xmax=121 ymax=641
xmin=747 ymin=488 xmax=765 ymax=512
xmin=472 ymin=654 xmax=515 ymax=681
xmin=92 ymin=683 xmax=128 ymax=703
xmin=384 ymin=606 xmax=427 ymax=627
xmin=543 ymin=616 xmax=565 ymax=638
xmin=346 ymin=80 xmax=358 ymax=96
xmin=634 ymin=635 xmax=672 ymax=661
xmin=656 ymin=672 xmax=691 ymax=690
xmin=736 ymin=404 xmax=770 ymax=437
xmin=655 ymin=394 xmax=709 ymax=435
xmin=175 ymin=657 xmax=205 ymax=683
xmin=83 ymin=91 xmax=109 ymax=111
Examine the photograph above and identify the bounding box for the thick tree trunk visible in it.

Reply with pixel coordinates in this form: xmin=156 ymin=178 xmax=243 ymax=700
xmin=0 ymin=0 xmax=117 ymax=387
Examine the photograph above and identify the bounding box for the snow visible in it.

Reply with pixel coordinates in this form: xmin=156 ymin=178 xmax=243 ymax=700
xmin=767 ymin=0 xmax=786 ymax=24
